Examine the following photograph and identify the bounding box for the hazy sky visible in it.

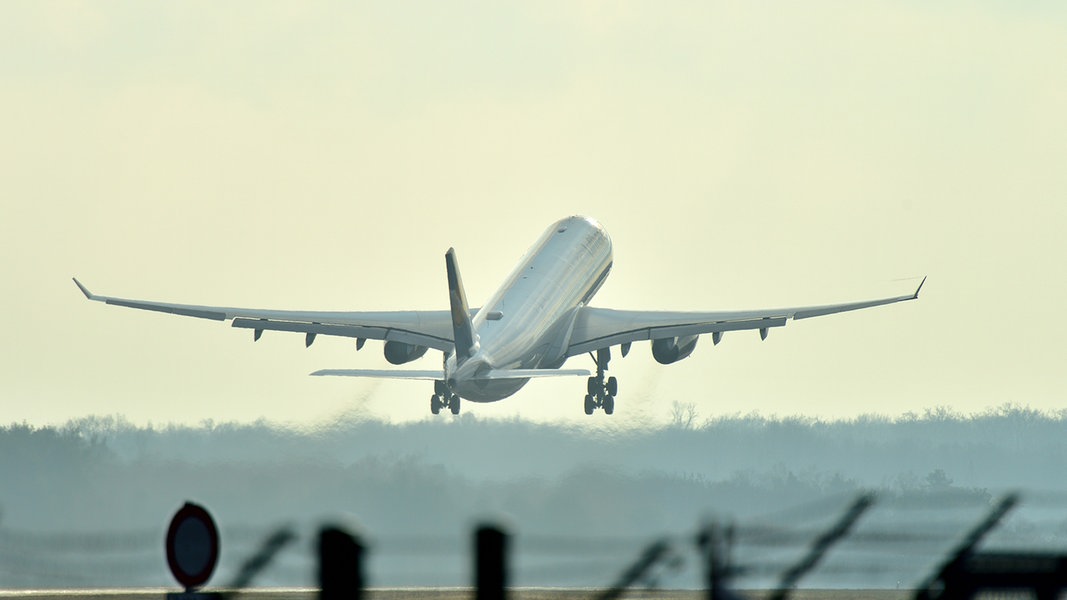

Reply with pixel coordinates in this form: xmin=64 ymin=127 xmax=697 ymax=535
xmin=2 ymin=2 xmax=1065 ymax=427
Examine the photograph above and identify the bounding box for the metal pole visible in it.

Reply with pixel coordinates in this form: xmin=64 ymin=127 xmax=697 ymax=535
xmin=475 ymin=524 xmax=508 ymax=600
xmin=319 ymin=526 xmax=364 ymax=600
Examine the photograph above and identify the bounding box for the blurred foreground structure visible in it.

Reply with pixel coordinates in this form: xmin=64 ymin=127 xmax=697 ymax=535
xmin=3 ymin=492 xmax=1067 ymax=597
xmin=309 ymin=493 xmax=1067 ymax=600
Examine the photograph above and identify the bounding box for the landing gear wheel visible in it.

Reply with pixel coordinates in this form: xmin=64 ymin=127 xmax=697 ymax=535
xmin=430 ymin=395 xmax=441 ymax=415
xmin=583 ymin=348 xmax=621 ymax=414
xmin=449 ymin=394 xmax=461 ymax=415
xmin=587 ymin=377 xmax=599 ymax=396
xmin=603 ymin=395 xmax=615 ymax=415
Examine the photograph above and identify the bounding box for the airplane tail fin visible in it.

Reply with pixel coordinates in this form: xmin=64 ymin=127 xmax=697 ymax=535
xmin=446 ymin=248 xmax=478 ymax=363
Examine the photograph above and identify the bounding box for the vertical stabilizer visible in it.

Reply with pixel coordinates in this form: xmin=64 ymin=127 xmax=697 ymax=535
xmin=445 ymin=248 xmax=478 ymax=363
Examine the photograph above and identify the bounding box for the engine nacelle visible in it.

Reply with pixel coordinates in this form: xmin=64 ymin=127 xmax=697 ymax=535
xmin=651 ymin=335 xmax=699 ymax=364
xmin=384 ymin=341 xmax=428 ymax=365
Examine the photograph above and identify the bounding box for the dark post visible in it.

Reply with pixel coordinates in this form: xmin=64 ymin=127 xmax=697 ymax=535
xmin=319 ymin=526 xmax=364 ymax=600
xmin=475 ymin=524 xmax=508 ymax=600
xmin=698 ymin=522 xmax=738 ymax=600
xmin=702 ymin=524 xmax=721 ymax=600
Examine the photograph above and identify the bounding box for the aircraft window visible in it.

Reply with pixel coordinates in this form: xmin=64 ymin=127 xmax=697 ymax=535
xmin=557 ymin=227 xmax=567 ymax=233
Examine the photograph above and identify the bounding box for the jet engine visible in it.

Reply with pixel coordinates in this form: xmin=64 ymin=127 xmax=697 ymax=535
xmin=651 ymin=335 xmax=699 ymax=364
xmin=384 ymin=341 xmax=428 ymax=365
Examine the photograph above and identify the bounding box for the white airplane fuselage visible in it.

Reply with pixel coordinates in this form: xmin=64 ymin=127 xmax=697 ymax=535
xmin=447 ymin=216 xmax=613 ymax=402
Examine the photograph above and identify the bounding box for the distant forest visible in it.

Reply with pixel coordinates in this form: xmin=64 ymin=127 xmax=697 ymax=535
xmin=1 ymin=405 xmax=1065 ymax=588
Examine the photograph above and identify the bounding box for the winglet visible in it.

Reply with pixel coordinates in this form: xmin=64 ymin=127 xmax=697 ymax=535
xmin=445 ymin=248 xmax=478 ymax=363
xmin=913 ymin=276 xmax=927 ymax=300
xmin=72 ymin=278 xmax=97 ymax=300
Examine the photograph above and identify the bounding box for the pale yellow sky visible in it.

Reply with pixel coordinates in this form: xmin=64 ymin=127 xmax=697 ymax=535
xmin=2 ymin=2 xmax=1065 ymax=426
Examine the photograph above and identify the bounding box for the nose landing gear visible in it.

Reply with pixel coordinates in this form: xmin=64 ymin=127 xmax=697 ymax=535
xmin=584 ymin=348 xmax=618 ymax=415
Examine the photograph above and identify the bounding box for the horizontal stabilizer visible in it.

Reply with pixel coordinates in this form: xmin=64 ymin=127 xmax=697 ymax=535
xmin=310 ymin=369 xmax=444 ymax=380
xmin=476 ymin=368 xmax=591 ymax=380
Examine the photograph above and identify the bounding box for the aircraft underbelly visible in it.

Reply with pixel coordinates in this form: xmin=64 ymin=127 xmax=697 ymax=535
xmin=454 ymin=378 xmax=529 ymax=403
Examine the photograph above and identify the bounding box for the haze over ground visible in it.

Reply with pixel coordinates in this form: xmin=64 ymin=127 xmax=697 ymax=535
xmin=2 ymin=3 xmax=1066 ymax=426
xmin=3 ymin=410 xmax=1066 ymax=588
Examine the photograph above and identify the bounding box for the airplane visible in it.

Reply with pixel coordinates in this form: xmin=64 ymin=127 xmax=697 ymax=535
xmin=74 ymin=215 xmax=924 ymax=416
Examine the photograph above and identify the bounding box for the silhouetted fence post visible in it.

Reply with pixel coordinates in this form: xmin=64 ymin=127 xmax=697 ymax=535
xmin=698 ymin=523 xmax=720 ymax=600
xmin=319 ymin=525 xmax=364 ymax=600
xmin=698 ymin=522 xmax=740 ymax=600
xmin=475 ymin=523 xmax=508 ymax=600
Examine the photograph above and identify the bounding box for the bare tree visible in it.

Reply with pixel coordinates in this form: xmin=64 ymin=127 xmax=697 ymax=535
xmin=670 ymin=401 xmax=698 ymax=430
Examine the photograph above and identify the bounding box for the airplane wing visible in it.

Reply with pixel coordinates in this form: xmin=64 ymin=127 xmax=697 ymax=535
xmin=310 ymin=368 xmax=591 ymax=379
xmin=72 ymin=278 xmax=456 ymax=351
xmin=565 ymin=278 xmax=925 ymax=357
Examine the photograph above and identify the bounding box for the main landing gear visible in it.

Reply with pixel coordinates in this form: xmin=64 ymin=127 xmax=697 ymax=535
xmin=431 ymin=379 xmax=460 ymax=415
xmin=584 ymin=348 xmax=618 ymax=415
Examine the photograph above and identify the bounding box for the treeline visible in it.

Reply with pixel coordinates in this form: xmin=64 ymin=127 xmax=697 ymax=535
xmin=51 ymin=403 xmax=1067 ymax=488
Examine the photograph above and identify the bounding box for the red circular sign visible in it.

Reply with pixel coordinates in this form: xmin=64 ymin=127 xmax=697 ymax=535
xmin=165 ymin=502 xmax=220 ymax=590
